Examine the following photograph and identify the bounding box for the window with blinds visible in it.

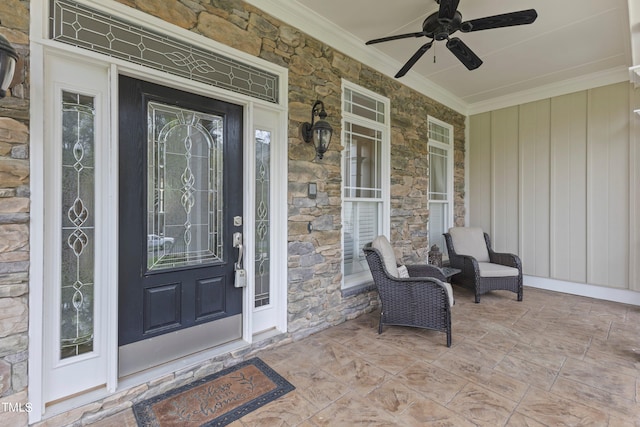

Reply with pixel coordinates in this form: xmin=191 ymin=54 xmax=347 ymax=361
xmin=427 ymin=116 xmax=454 ymax=256
xmin=342 ymin=82 xmax=390 ymax=287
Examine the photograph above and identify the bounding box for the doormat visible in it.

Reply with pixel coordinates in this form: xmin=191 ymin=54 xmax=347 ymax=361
xmin=133 ymin=358 xmax=295 ymax=426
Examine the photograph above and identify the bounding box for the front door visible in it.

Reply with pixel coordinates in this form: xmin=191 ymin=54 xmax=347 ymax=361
xmin=118 ymin=76 xmax=243 ymax=375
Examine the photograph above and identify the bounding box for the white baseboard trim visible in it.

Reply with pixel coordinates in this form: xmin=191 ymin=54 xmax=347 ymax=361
xmin=524 ymin=276 xmax=640 ymax=307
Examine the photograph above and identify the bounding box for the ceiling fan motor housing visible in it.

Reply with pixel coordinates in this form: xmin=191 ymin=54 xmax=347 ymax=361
xmin=423 ymin=11 xmax=462 ymax=40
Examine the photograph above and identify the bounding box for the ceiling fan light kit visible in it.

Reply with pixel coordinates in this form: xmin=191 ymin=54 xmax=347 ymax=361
xmin=366 ymin=0 xmax=538 ymax=77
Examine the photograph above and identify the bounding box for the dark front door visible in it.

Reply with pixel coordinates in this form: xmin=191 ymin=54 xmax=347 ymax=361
xmin=118 ymin=76 xmax=243 ymax=350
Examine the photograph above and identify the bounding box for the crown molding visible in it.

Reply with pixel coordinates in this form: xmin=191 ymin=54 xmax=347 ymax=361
xmin=245 ymin=0 xmax=468 ymax=114
xmin=467 ymin=66 xmax=630 ymax=115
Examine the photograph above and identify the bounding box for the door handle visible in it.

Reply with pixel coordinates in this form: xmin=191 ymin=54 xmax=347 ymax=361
xmin=233 ymin=232 xmax=243 ymax=270
xmin=232 ymin=232 xmax=246 ymax=288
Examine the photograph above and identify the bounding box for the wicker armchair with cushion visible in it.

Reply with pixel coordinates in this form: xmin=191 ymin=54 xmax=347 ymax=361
xmin=443 ymin=227 xmax=523 ymax=303
xmin=363 ymin=236 xmax=454 ymax=347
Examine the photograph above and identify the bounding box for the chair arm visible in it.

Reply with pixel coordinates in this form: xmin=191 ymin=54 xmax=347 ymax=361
xmin=406 ymin=264 xmax=447 ymax=281
xmin=489 ymin=251 xmax=522 ymax=271
xmin=483 ymin=232 xmax=522 ymax=271
xmin=391 ymin=276 xmax=454 ymax=307
xmin=448 ymin=253 xmax=479 ymax=277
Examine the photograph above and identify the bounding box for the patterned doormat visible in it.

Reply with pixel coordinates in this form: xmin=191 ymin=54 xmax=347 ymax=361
xmin=133 ymin=358 xmax=295 ymax=426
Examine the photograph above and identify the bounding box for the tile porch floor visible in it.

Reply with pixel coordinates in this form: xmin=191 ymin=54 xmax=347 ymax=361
xmin=93 ymin=285 xmax=640 ymax=426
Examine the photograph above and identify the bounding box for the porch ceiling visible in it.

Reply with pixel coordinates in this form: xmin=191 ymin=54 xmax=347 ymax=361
xmin=247 ymin=0 xmax=637 ymax=114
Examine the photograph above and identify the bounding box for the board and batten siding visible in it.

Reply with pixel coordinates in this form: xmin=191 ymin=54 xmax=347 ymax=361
xmin=550 ymin=91 xmax=588 ymax=283
xmin=490 ymin=107 xmax=520 ymax=256
xmin=469 ymin=113 xmax=492 ymax=234
xmin=519 ymin=99 xmax=550 ymax=278
xmin=469 ymin=82 xmax=637 ymax=292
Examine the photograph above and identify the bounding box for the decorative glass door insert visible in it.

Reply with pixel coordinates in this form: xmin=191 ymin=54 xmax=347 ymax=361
xmin=147 ymin=102 xmax=224 ymax=271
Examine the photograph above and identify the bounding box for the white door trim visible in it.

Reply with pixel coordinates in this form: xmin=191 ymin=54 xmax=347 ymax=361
xmin=28 ymin=0 xmax=289 ymax=421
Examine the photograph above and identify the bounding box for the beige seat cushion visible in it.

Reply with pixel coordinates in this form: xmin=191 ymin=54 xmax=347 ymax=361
xmin=448 ymin=227 xmax=490 ymax=262
xmin=372 ymin=235 xmax=399 ymax=277
xmin=439 ymin=281 xmax=454 ymax=307
xmin=401 ymin=265 xmax=454 ymax=307
xmin=478 ymin=262 xmax=519 ymax=277
xmin=397 ymin=265 xmax=409 ymax=278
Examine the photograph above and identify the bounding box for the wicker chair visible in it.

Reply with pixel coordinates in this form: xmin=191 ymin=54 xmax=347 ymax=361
xmin=363 ymin=236 xmax=453 ymax=347
xmin=443 ymin=227 xmax=523 ymax=303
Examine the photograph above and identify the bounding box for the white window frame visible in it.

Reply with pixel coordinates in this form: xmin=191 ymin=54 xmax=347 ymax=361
xmin=427 ymin=115 xmax=454 ymax=257
xmin=341 ymin=80 xmax=390 ymax=289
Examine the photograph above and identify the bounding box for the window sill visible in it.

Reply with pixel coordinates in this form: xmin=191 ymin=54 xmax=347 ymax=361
xmin=341 ymin=281 xmax=376 ymax=298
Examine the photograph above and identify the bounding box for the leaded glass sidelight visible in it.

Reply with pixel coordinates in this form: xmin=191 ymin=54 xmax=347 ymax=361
xmin=255 ymin=130 xmax=271 ymax=307
xmin=61 ymin=91 xmax=96 ymax=359
xmin=147 ymin=102 xmax=224 ymax=271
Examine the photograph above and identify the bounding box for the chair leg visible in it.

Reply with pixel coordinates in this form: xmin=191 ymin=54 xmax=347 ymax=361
xmin=378 ymin=312 xmax=383 ymax=334
xmin=446 ymin=330 xmax=451 ymax=347
xmin=475 ymin=293 xmax=480 ymax=303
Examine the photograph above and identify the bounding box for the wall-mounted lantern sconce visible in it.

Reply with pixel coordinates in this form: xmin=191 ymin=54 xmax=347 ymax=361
xmin=300 ymin=100 xmax=333 ymax=160
xmin=0 ymin=32 xmax=18 ymax=98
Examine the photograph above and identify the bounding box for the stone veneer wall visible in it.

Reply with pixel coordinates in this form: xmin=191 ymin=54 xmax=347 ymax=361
xmin=0 ymin=0 xmax=31 ymax=426
xmin=0 ymin=0 xmax=465 ymax=424
xmin=110 ymin=0 xmax=465 ymax=331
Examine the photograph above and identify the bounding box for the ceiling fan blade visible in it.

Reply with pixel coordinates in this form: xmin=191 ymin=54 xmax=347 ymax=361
xmin=460 ymin=9 xmax=538 ymax=32
xmin=395 ymin=41 xmax=433 ymax=78
xmin=446 ymin=37 xmax=483 ymax=70
xmin=438 ymin=0 xmax=460 ymax=22
xmin=366 ymin=32 xmax=427 ymax=45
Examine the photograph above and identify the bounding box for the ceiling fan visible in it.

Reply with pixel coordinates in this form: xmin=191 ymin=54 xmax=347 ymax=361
xmin=365 ymin=0 xmax=538 ymax=77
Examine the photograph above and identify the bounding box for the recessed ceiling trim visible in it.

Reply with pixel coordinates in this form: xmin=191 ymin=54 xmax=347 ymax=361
xmin=245 ymin=0 xmax=468 ymax=114
xmin=468 ymin=66 xmax=630 ymax=115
